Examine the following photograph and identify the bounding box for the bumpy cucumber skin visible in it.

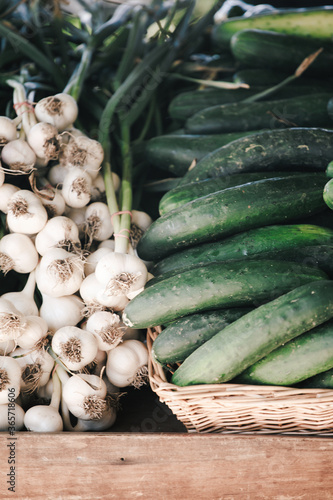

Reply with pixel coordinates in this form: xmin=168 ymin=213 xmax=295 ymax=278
xmin=151 ymin=225 xmax=333 ymax=277
xmin=212 ymin=8 xmax=333 ymax=48
xmin=185 ymin=93 xmax=333 ymax=135
xmin=152 ymin=308 xmax=252 ymax=365
xmin=234 ymin=319 xmax=333 ymax=386
xmin=168 ymin=85 xmax=330 ymax=121
xmin=179 ymin=128 xmax=333 ymax=185
xmin=145 ymin=131 xmax=255 ymax=176
xmin=158 ymin=171 xmax=303 ymax=215
xmin=171 ymin=280 xmax=333 ymax=386
xmin=137 ymin=174 xmax=327 ymax=262
xmin=230 ymin=29 xmax=333 ymax=75
xmin=122 ymin=259 xmax=327 ymax=329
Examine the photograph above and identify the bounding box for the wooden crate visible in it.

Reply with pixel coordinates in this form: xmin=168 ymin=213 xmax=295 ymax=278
xmin=1 ymin=388 xmax=333 ymax=499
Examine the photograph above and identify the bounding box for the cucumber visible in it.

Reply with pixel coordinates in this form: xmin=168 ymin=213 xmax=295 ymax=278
xmin=122 ymin=259 xmax=327 ymax=329
xmin=234 ymin=319 xmax=333 ymax=386
xmin=171 ymin=280 xmax=333 ymax=386
xmin=151 ymin=224 xmax=333 ymax=277
xmin=152 ymin=308 xmax=252 ymax=365
xmin=159 ymin=171 xmax=303 ymax=215
xmin=137 ymin=173 xmax=327 ymax=262
xmin=232 ymin=68 xmax=333 ymax=87
xmin=323 ymin=179 xmax=333 ymax=211
xmin=145 ymin=131 xmax=256 ymax=176
xmin=270 ymin=244 xmax=333 ymax=279
xmin=230 ymin=29 xmax=333 ymax=76
xmin=168 ymin=85 xmax=331 ymax=122
xmin=298 ymin=368 xmax=333 ymax=389
xmin=184 ymin=93 xmax=333 ymax=135
xmin=212 ymin=7 xmax=333 ymax=49
xmin=179 ymin=128 xmax=333 ymax=185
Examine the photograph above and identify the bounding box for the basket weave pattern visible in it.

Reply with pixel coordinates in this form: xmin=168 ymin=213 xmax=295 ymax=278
xmin=147 ymin=327 xmax=333 ymax=434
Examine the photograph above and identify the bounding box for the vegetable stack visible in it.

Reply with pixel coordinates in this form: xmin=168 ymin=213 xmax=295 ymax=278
xmin=0 ymin=0 xmax=225 ymax=432
xmin=123 ymin=3 xmax=333 ymax=391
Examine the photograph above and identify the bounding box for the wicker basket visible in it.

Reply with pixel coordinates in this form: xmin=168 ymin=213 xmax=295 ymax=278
xmin=147 ymin=326 xmax=333 ymax=435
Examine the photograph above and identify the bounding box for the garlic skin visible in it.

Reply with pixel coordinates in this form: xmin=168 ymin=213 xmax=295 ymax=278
xmin=84 ymin=247 xmax=113 ymax=277
xmin=0 ymin=233 xmax=39 ymax=274
xmin=61 ymin=167 xmax=92 ymax=208
xmin=39 ymin=293 xmax=84 ymax=332
xmin=40 ymin=189 xmax=66 ymax=217
xmin=80 ymin=273 xmax=129 ymax=312
xmin=59 ymin=135 xmax=104 ymax=180
xmin=0 ymin=116 xmax=18 ymax=145
xmin=35 ymin=248 xmax=84 ymax=298
xmin=27 ymin=122 xmax=60 ymax=162
xmin=95 ymin=252 xmax=148 ymax=297
xmin=24 ymin=405 xmax=63 ymax=432
xmin=51 ymin=326 xmax=98 ymax=371
xmin=35 ymin=215 xmax=81 ymax=256
xmin=0 ymin=356 xmax=21 ymax=404
xmin=1 ymin=138 xmax=36 ymax=173
xmin=11 ymin=347 xmax=54 ymax=392
xmin=35 ymin=93 xmax=78 ymax=132
xmin=106 ymin=339 xmax=149 ymax=388
xmin=62 ymin=373 xmax=108 ymax=420
xmin=86 ymin=311 xmax=124 ymax=351
xmin=16 ymin=315 xmax=49 ymax=350
xmin=0 ymin=298 xmax=26 ymax=342
xmin=0 ymin=184 xmax=20 ymax=213
xmin=84 ymin=202 xmax=114 ymax=243
xmin=6 ymin=190 xmax=48 ymax=235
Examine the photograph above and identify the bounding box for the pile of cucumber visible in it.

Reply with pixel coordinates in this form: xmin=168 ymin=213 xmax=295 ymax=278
xmin=123 ymin=5 xmax=333 ymax=390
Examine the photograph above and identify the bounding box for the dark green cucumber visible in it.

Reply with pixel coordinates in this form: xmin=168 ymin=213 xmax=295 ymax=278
xmin=168 ymin=85 xmax=332 ymax=122
xmin=270 ymin=244 xmax=333 ymax=279
xmin=158 ymin=171 xmax=303 ymax=215
xmin=230 ymin=29 xmax=333 ymax=76
xmin=298 ymin=368 xmax=333 ymax=389
xmin=144 ymin=131 xmax=256 ymax=176
xmin=185 ymin=93 xmax=333 ymax=135
xmin=232 ymin=68 xmax=333 ymax=87
xmin=137 ymin=173 xmax=327 ymax=262
xmin=122 ymin=259 xmax=327 ymax=329
xmin=212 ymin=7 xmax=333 ymax=49
xmin=323 ymin=179 xmax=333 ymax=211
xmin=171 ymin=280 xmax=333 ymax=386
xmin=151 ymin=224 xmax=333 ymax=277
xmin=152 ymin=308 xmax=252 ymax=365
xmin=234 ymin=319 xmax=333 ymax=386
xmin=179 ymin=128 xmax=333 ymax=185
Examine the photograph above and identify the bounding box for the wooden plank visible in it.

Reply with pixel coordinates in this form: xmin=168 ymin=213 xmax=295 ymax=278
xmin=0 ymin=433 xmax=333 ymax=499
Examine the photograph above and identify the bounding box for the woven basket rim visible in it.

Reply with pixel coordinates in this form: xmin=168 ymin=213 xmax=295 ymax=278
xmin=147 ymin=326 xmax=333 ymax=434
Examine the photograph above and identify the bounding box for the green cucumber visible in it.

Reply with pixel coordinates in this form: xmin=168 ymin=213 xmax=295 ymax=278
xmin=122 ymin=259 xmax=327 ymax=329
xmin=324 ymin=179 xmax=333 ymax=211
xmin=270 ymin=244 xmax=333 ymax=279
xmin=184 ymin=93 xmax=333 ymax=135
xmin=151 ymin=224 xmax=333 ymax=277
xmin=232 ymin=68 xmax=333 ymax=87
xmin=298 ymin=368 xmax=333 ymax=389
xmin=212 ymin=7 xmax=333 ymax=49
xmin=158 ymin=171 xmax=303 ymax=215
xmin=144 ymin=131 xmax=256 ymax=177
xmin=230 ymin=29 xmax=333 ymax=75
xmin=171 ymin=280 xmax=333 ymax=386
xmin=179 ymin=128 xmax=333 ymax=185
xmin=152 ymin=308 xmax=252 ymax=365
xmin=137 ymin=173 xmax=327 ymax=262
xmin=168 ymin=85 xmax=332 ymax=122
xmin=234 ymin=319 xmax=333 ymax=386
